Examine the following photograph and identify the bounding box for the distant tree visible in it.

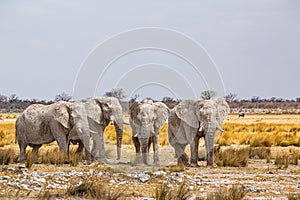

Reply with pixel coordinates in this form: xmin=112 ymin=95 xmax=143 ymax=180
xmin=55 ymin=92 xmax=72 ymax=102
xmin=201 ymin=90 xmax=215 ymax=100
xmin=251 ymin=96 xmax=261 ymax=103
xmin=104 ymin=88 xmax=127 ymax=100
xmin=224 ymin=93 xmax=238 ymax=102
xmin=296 ymin=98 xmax=300 ymax=102
xmin=8 ymin=94 xmax=20 ymax=103
xmin=0 ymin=94 xmax=7 ymax=102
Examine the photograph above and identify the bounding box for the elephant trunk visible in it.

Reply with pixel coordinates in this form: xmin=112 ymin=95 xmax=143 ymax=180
xmin=205 ymin=123 xmax=216 ymax=166
xmin=139 ymin=137 xmax=149 ymax=165
xmin=114 ymin=118 xmax=123 ymax=160
xmin=77 ymin=127 xmax=91 ymax=162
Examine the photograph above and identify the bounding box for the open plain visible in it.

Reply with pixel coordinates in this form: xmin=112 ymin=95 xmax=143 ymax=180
xmin=0 ymin=114 xmax=299 ymax=199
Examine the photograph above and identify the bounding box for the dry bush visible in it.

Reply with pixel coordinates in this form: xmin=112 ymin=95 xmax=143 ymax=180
xmin=288 ymin=192 xmax=300 ymax=200
xmin=275 ymin=154 xmax=290 ymax=169
xmin=154 ymin=181 xmax=191 ymax=200
xmin=67 ymin=175 xmax=122 ymax=199
xmin=0 ymin=147 xmax=18 ymax=165
xmin=207 ymin=185 xmax=248 ymax=200
xmin=215 ymin=147 xmax=249 ymax=167
xmin=249 ymin=135 xmax=273 ymax=147
xmin=249 ymin=147 xmax=271 ymax=159
xmin=40 ymin=147 xmax=68 ymax=165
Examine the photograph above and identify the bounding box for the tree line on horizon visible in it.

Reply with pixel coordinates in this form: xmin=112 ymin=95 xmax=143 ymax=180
xmin=0 ymin=89 xmax=299 ymax=113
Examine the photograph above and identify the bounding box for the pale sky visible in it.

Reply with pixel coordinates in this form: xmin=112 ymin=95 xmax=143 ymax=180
xmin=0 ymin=1 xmax=299 ymax=101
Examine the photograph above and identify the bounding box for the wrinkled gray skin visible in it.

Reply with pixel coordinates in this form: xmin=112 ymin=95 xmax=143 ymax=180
xmin=168 ymin=98 xmax=230 ymax=167
xmin=67 ymin=97 xmax=123 ymax=162
xmin=130 ymin=100 xmax=169 ymax=165
xmin=15 ymin=101 xmax=91 ymax=163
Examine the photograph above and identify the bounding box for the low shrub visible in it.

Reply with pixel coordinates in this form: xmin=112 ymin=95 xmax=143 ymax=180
xmin=215 ymin=147 xmax=249 ymax=167
xmin=207 ymin=185 xmax=248 ymax=200
xmin=154 ymin=181 xmax=191 ymax=200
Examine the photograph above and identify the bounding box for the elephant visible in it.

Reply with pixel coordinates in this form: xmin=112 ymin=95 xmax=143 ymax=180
xmin=15 ymin=101 xmax=92 ymax=163
xmin=129 ymin=100 xmax=169 ymax=165
xmin=168 ymin=98 xmax=230 ymax=167
xmin=67 ymin=97 xmax=123 ymax=162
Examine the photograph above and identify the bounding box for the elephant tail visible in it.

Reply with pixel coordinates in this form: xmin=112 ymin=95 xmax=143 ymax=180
xmin=15 ymin=117 xmax=19 ymax=144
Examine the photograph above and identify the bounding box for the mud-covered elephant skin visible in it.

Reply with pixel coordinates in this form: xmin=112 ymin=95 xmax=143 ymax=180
xmin=67 ymin=97 xmax=123 ymax=162
xmin=130 ymin=100 xmax=169 ymax=165
xmin=168 ymin=98 xmax=230 ymax=167
xmin=15 ymin=101 xmax=91 ymax=163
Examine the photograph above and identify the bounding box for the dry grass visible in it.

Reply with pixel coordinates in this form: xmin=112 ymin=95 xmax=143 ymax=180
xmin=0 ymin=121 xmax=16 ymax=147
xmin=66 ymin=175 xmax=123 ymax=199
xmin=153 ymin=181 xmax=191 ymax=200
xmin=214 ymin=147 xmax=249 ymax=167
xmin=207 ymin=185 xmax=248 ymax=200
xmin=218 ymin=123 xmax=300 ymax=147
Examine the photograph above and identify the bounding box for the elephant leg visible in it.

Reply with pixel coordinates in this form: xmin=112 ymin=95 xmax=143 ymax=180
xmin=139 ymin=137 xmax=149 ymax=165
xmin=32 ymin=145 xmax=42 ymax=164
xmin=91 ymin=128 xmax=107 ymax=162
xmin=205 ymin=133 xmax=215 ymax=166
xmin=173 ymin=143 xmax=189 ymax=166
xmin=190 ymin=136 xmax=200 ymax=167
xmin=76 ymin=141 xmax=84 ymax=162
xmin=50 ymin=126 xmax=68 ymax=157
xmin=132 ymin=136 xmax=142 ymax=164
xmin=19 ymin=144 xmax=27 ymax=163
xmin=152 ymin=135 xmax=159 ymax=165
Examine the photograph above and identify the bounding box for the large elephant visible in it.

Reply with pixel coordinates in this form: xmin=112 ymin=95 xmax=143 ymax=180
xmin=15 ymin=101 xmax=92 ymax=163
xmin=129 ymin=100 xmax=169 ymax=165
xmin=67 ymin=97 xmax=123 ymax=162
xmin=168 ymin=98 xmax=230 ymax=167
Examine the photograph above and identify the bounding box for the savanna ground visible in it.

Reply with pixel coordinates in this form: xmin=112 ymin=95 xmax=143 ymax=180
xmin=0 ymin=113 xmax=300 ymax=199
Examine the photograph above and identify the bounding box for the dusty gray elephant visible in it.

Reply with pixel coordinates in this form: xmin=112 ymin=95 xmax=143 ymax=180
xmin=168 ymin=98 xmax=230 ymax=167
xmin=15 ymin=101 xmax=92 ymax=163
xmin=130 ymin=100 xmax=169 ymax=165
xmin=67 ymin=97 xmax=123 ymax=162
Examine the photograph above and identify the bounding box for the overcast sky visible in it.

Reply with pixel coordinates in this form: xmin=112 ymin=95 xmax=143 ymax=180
xmin=0 ymin=1 xmax=299 ymax=101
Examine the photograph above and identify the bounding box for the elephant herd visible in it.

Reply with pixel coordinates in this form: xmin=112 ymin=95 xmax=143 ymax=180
xmin=15 ymin=97 xmax=230 ymax=167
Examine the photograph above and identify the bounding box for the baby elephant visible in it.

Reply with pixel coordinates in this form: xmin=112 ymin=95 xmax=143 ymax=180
xmin=130 ymin=100 xmax=169 ymax=165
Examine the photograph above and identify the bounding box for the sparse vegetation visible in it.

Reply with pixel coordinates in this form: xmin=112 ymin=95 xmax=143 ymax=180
xmin=66 ymin=174 xmax=123 ymax=199
xmin=214 ymin=147 xmax=249 ymax=167
xmin=207 ymin=185 xmax=248 ymax=200
xmin=154 ymin=182 xmax=191 ymax=200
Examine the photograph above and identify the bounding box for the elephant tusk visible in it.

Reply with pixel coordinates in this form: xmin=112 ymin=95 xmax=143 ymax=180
xmin=90 ymin=130 xmax=97 ymax=134
xmin=133 ymin=134 xmax=138 ymax=137
xmin=198 ymin=126 xmax=204 ymax=132
xmin=216 ymin=124 xmax=224 ymax=132
xmin=110 ymin=120 xmax=114 ymax=125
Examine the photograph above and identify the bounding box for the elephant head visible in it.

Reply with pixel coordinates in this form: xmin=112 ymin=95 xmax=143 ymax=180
xmin=130 ymin=100 xmax=169 ymax=138
xmin=175 ymin=98 xmax=230 ymax=166
xmin=86 ymin=97 xmax=124 ymax=160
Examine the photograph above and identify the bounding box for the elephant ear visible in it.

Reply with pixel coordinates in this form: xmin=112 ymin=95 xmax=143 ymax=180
xmin=153 ymin=102 xmax=169 ymax=133
xmin=215 ymin=98 xmax=230 ymax=124
xmin=129 ymin=101 xmax=141 ymax=125
xmin=175 ymin=100 xmax=199 ymax=128
xmin=54 ymin=102 xmax=71 ymax=129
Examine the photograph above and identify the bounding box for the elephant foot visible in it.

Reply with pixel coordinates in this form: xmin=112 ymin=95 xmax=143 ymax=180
xmin=153 ymin=162 xmax=160 ymax=166
xmin=97 ymin=158 xmax=111 ymax=165
xmin=190 ymin=162 xmax=199 ymax=167
xmin=19 ymin=159 xmax=26 ymax=164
